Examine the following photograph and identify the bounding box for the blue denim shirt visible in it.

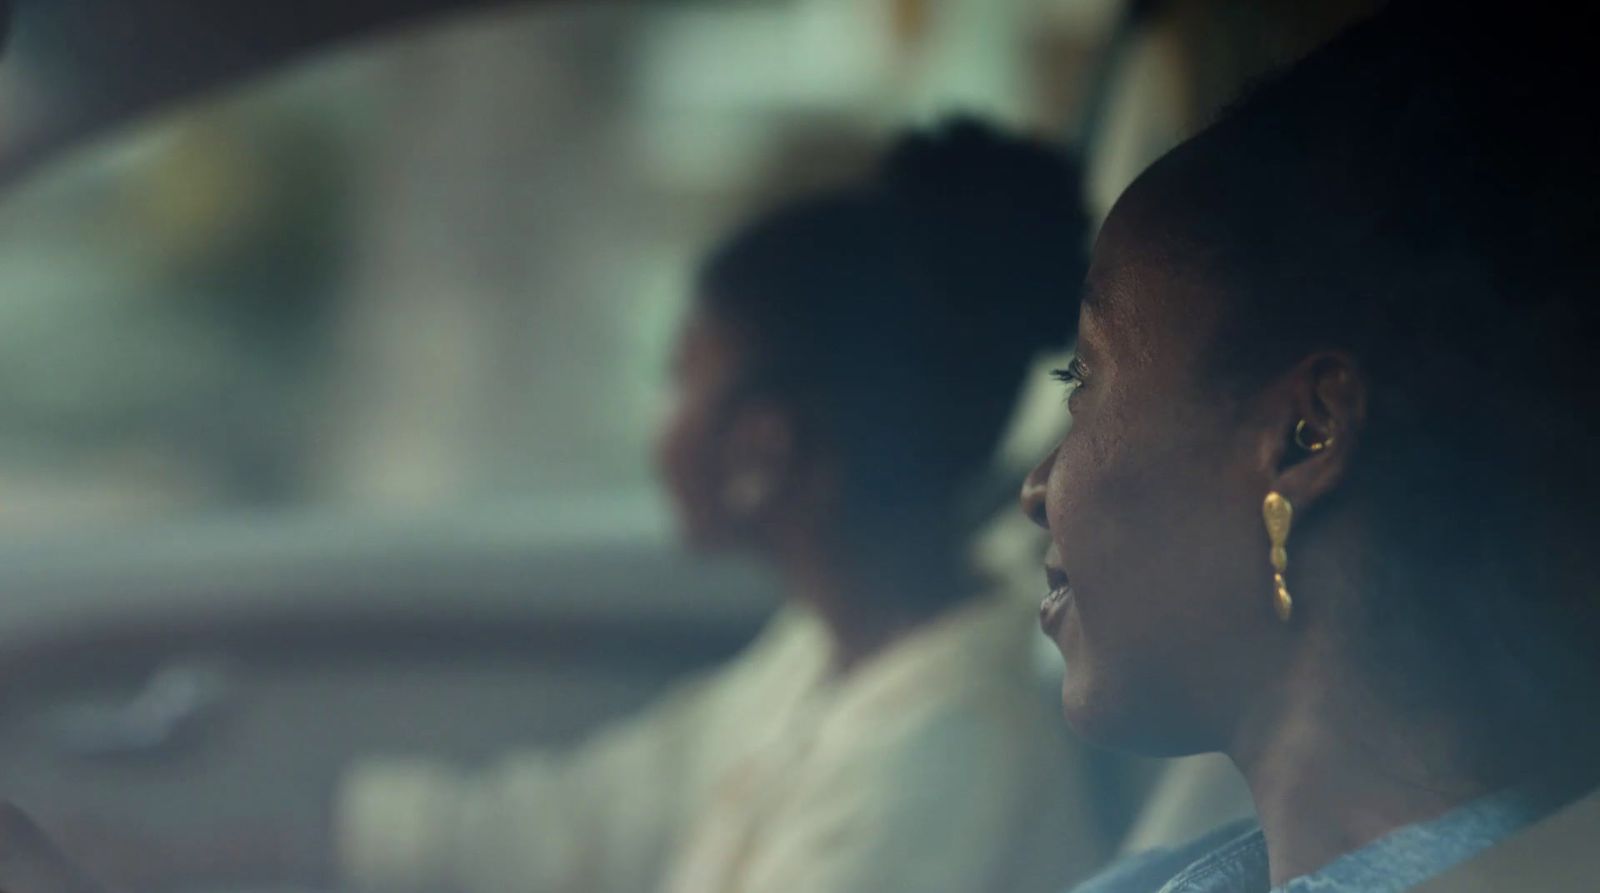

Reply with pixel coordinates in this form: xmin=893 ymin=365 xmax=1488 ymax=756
xmin=1070 ymin=785 xmax=1571 ymax=893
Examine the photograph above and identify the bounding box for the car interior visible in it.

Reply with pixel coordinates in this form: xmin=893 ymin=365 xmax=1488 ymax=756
xmin=0 ymin=1 xmax=1383 ymax=890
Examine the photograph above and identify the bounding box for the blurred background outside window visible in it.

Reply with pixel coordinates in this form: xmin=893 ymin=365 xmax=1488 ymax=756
xmin=0 ymin=0 xmax=1123 ymax=537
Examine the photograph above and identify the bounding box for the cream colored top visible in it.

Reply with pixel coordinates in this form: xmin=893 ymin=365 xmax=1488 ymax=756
xmin=337 ymin=594 xmax=1108 ymax=893
xmin=1117 ymin=754 xmax=1256 ymax=856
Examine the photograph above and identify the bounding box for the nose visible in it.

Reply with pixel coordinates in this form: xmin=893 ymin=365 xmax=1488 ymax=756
xmin=1020 ymin=446 xmax=1055 ymax=530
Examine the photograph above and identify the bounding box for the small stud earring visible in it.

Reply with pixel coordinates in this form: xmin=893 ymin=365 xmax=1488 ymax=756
xmin=1262 ymin=491 xmax=1294 ymax=622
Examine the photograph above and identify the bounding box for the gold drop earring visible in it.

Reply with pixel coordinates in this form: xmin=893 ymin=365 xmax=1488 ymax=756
xmin=1262 ymin=491 xmax=1294 ymax=622
xmin=1265 ymin=419 xmax=1333 ymax=621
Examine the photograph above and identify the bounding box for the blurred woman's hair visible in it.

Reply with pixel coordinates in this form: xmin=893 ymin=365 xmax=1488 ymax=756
xmin=698 ymin=119 xmax=1088 ymax=548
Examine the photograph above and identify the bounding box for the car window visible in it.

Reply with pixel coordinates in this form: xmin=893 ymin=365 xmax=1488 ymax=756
xmin=0 ymin=1 xmax=1118 ymax=545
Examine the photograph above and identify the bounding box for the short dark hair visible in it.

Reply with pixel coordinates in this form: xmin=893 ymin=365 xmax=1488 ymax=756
xmin=1159 ymin=1 xmax=1600 ymax=720
xmin=698 ymin=118 xmax=1089 ymax=537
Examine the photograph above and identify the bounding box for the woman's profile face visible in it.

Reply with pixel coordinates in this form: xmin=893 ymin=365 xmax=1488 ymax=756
xmin=1022 ymin=170 xmax=1288 ymax=755
xmin=655 ymin=310 xmax=748 ymax=551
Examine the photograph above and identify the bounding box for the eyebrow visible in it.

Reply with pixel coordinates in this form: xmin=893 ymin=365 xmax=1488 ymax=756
xmin=1076 ymin=275 xmax=1122 ymax=357
xmin=1080 ymin=277 xmax=1105 ymax=312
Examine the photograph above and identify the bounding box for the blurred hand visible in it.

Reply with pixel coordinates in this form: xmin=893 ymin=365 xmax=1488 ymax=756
xmin=0 ymin=802 xmax=104 ymax=893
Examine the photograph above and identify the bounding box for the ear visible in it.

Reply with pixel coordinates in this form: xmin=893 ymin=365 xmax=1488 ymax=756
xmin=720 ymin=399 xmax=800 ymax=502
xmin=1257 ymin=352 xmax=1368 ymax=512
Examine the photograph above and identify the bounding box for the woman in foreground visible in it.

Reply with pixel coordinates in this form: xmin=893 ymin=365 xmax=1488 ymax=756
xmin=1023 ymin=2 xmax=1600 ymax=890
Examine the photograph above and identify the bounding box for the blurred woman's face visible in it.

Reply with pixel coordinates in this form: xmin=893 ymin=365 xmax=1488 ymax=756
xmin=1022 ymin=172 xmax=1288 ymax=756
xmin=656 ymin=308 xmax=804 ymax=554
xmin=655 ymin=311 xmax=746 ymax=551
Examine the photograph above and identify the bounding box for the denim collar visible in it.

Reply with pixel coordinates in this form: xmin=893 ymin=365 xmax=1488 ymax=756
xmin=1073 ymin=783 xmax=1575 ymax=893
xmin=1270 ymin=783 xmax=1571 ymax=893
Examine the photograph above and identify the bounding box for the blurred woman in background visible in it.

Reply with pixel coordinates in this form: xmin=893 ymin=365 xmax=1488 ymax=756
xmin=1022 ymin=2 xmax=1600 ymax=891
xmin=340 ymin=119 xmax=1112 ymax=893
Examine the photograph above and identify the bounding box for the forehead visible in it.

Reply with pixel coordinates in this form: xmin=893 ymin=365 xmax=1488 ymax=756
xmin=1080 ymin=159 xmax=1227 ymax=370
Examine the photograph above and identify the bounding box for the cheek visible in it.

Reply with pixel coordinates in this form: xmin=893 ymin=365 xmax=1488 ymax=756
xmin=654 ymin=397 xmax=724 ymax=543
xmin=1045 ymin=401 xmax=1267 ymax=750
xmin=1045 ymin=404 xmax=1154 ymax=587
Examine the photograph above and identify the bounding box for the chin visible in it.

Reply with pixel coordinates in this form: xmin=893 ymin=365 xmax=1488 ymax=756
xmin=1059 ymin=670 xmax=1119 ymax=745
xmin=666 ymin=521 xmax=712 ymax=555
xmin=675 ymin=517 xmax=751 ymax=557
xmin=666 ymin=502 xmax=723 ymax=552
xmin=1060 ymin=667 xmax=1213 ymax=759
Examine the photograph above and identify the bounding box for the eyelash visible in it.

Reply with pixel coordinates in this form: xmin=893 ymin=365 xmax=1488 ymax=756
xmin=1051 ymin=357 xmax=1089 ymax=395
